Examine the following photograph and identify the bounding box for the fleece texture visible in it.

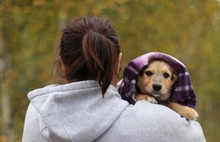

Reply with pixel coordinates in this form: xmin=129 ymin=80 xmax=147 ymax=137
xmin=22 ymin=80 xmax=206 ymax=142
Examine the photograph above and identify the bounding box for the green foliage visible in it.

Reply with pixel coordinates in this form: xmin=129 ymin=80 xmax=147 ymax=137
xmin=0 ymin=0 xmax=220 ymax=141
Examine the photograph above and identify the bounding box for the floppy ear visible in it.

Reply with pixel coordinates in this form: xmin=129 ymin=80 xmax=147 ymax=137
xmin=135 ymin=76 xmax=143 ymax=94
xmin=171 ymin=70 xmax=178 ymax=83
xmin=139 ymin=65 xmax=149 ymax=76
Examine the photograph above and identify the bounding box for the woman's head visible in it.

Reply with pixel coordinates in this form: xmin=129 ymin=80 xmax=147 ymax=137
xmin=53 ymin=16 xmax=121 ymax=95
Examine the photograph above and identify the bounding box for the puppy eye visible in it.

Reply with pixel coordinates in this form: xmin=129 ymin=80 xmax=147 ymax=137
xmin=146 ymin=71 xmax=153 ymax=76
xmin=164 ymin=72 xmax=170 ymax=78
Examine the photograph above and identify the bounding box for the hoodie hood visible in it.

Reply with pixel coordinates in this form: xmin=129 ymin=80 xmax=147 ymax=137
xmin=28 ymin=80 xmax=128 ymax=142
xmin=117 ymin=52 xmax=196 ymax=108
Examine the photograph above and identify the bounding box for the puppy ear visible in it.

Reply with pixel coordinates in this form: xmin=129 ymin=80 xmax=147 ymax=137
xmin=171 ymin=70 xmax=178 ymax=82
xmin=139 ymin=65 xmax=149 ymax=76
xmin=135 ymin=78 xmax=142 ymax=94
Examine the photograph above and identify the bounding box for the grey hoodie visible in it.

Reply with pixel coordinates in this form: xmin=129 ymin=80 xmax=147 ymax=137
xmin=22 ymin=80 xmax=206 ymax=142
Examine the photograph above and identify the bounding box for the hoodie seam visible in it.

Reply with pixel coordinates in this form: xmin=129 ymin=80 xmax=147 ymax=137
xmin=29 ymin=85 xmax=101 ymax=100
xmin=29 ymin=84 xmax=118 ymax=101
xmin=93 ymin=99 xmax=129 ymax=141
xmin=56 ymin=96 xmax=75 ymax=142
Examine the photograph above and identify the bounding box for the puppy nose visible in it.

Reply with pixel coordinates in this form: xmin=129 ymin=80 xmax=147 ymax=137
xmin=153 ymin=84 xmax=162 ymax=91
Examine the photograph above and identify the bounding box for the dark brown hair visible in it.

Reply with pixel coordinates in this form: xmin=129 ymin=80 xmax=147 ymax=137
xmin=53 ymin=16 xmax=120 ymax=95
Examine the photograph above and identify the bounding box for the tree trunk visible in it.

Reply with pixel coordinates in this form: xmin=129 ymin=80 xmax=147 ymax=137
xmin=0 ymin=20 xmax=14 ymax=142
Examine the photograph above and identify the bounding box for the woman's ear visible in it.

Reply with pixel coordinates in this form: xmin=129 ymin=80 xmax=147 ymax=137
xmin=59 ymin=56 xmax=66 ymax=72
xmin=116 ymin=53 xmax=122 ymax=74
xmin=111 ymin=53 xmax=122 ymax=87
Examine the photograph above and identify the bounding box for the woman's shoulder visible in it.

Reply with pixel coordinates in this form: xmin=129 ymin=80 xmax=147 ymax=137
xmin=120 ymin=100 xmax=186 ymax=126
xmin=103 ymin=100 xmax=206 ymax=142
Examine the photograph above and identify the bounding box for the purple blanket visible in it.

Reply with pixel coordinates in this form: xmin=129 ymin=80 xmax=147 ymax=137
xmin=117 ymin=52 xmax=196 ymax=108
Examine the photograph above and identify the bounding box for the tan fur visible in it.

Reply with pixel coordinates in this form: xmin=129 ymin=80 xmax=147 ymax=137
xmin=136 ymin=60 xmax=198 ymax=120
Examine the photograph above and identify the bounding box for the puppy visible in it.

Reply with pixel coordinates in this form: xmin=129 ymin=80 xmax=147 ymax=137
xmin=135 ymin=60 xmax=198 ymax=120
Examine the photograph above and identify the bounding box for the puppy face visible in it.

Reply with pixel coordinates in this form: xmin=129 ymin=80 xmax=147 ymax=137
xmin=137 ymin=60 xmax=178 ymax=101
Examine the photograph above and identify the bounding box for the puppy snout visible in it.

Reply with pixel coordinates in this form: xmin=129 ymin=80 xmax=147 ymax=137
xmin=153 ymin=84 xmax=162 ymax=91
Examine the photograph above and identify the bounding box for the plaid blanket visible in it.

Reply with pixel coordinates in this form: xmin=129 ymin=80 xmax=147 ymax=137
xmin=117 ymin=52 xmax=196 ymax=108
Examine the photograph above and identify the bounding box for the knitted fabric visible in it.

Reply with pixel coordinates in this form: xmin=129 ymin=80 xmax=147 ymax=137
xmin=117 ymin=52 xmax=196 ymax=108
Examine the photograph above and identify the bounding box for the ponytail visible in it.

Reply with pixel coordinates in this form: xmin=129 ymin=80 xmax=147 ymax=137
xmin=82 ymin=30 xmax=117 ymax=95
xmin=57 ymin=16 xmax=121 ymax=96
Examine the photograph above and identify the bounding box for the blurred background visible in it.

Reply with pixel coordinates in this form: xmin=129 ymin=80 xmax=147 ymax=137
xmin=0 ymin=0 xmax=219 ymax=141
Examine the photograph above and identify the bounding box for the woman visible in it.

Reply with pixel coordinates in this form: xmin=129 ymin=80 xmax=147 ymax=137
xmin=22 ymin=16 xmax=206 ymax=142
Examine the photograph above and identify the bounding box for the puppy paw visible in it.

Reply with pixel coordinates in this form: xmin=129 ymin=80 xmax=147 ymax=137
xmin=135 ymin=94 xmax=158 ymax=104
xmin=167 ymin=102 xmax=199 ymax=120
xmin=147 ymin=96 xmax=158 ymax=104
xmin=179 ymin=106 xmax=199 ymax=120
